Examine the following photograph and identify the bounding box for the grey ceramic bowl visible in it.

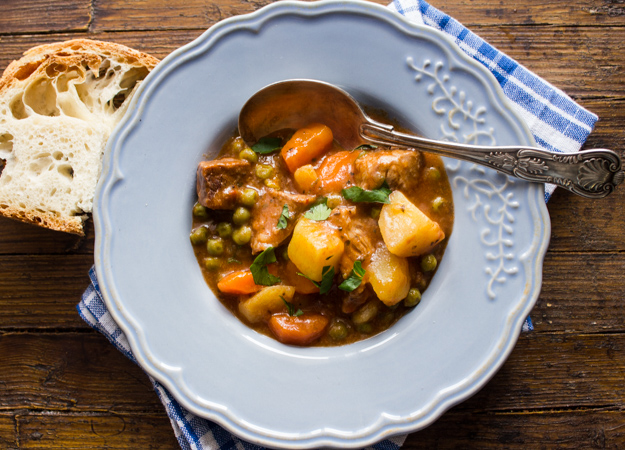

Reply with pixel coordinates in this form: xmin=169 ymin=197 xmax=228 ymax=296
xmin=93 ymin=1 xmax=550 ymax=447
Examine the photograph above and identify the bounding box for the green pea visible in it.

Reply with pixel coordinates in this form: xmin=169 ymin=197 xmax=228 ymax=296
xmin=352 ymin=301 xmax=379 ymax=325
xmin=421 ymin=254 xmax=438 ymax=272
xmin=216 ymin=222 xmax=232 ymax=238
xmin=404 ymin=288 xmax=422 ymax=307
xmin=255 ymin=164 xmax=275 ymax=180
xmin=206 ymin=238 xmax=224 ymax=256
xmin=233 ymin=206 xmax=251 ymax=225
xmin=231 ymin=138 xmax=245 ymax=152
xmin=426 ymin=167 xmax=441 ymax=181
xmin=239 ymin=147 xmax=258 ymax=164
xmin=370 ymin=206 xmax=381 ymax=220
xmin=357 ymin=323 xmax=373 ymax=334
xmin=328 ymin=321 xmax=348 ymax=340
xmin=239 ymin=188 xmax=259 ymax=207
xmin=232 ymin=225 xmax=252 ymax=245
xmin=189 ymin=226 xmax=208 ymax=245
xmin=192 ymin=202 xmax=209 ymax=220
xmin=203 ymin=257 xmax=220 ymax=271
xmin=432 ymin=196 xmax=445 ymax=212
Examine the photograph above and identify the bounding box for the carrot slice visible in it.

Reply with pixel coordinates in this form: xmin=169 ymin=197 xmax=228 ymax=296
xmin=316 ymin=150 xmax=361 ymax=194
xmin=217 ymin=269 xmax=262 ymax=295
xmin=268 ymin=313 xmax=329 ymax=346
xmin=281 ymin=123 xmax=333 ymax=172
xmin=217 ymin=265 xmax=280 ymax=295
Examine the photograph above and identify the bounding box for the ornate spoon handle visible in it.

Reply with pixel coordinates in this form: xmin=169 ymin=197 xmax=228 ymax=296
xmin=361 ymin=123 xmax=624 ymax=199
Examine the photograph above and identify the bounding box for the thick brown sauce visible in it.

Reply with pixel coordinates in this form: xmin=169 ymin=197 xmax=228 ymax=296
xmin=192 ymin=131 xmax=454 ymax=347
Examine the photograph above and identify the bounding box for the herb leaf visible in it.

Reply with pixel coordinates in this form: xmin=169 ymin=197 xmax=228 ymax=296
xmin=252 ymin=137 xmax=282 ymax=154
xmin=281 ymin=296 xmax=303 ymax=317
xmin=355 ymin=144 xmax=378 ymax=150
xmin=250 ymin=247 xmax=281 ymax=286
xmin=276 ymin=204 xmax=290 ymax=229
xmin=318 ymin=265 xmax=335 ymax=294
xmin=227 ymin=257 xmax=241 ymax=264
xmin=297 ymin=265 xmax=335 ymax=295
xmin=338 ymin=260 xmax=366 ymax=292
xmin=341 ymin=181 xmax=392 ymax=204
xmin=304 ymin=203 xmax=332 ymax=221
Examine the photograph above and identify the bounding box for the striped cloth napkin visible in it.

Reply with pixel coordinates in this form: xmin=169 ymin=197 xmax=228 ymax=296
xmin=78 ymin=0 xmax=598 ymax=448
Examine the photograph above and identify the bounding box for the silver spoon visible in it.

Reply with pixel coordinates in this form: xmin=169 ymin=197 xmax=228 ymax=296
xmin=239 ymin=79 xmax=623 ymax=199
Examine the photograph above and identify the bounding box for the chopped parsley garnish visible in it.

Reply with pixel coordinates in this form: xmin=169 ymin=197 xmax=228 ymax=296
xmin=297 ymin=265 xmax=335 ymax=295
xmin=338 ymin=261 xmax=366 ymax=292
xmin=227 ymin=257 xmax=241 ymax=264
xmin=276 ymin=204 xmax=290 ymax=229
xmin=251 ymin=137 xmax=282 ymax=154
xmin=304 ymin=203 xmax=332 ymax=221
xmin=281 ymin=296 xmax=303 ymax=317
xmin=250 ymin=247 xmax=281 ymax=286
xmin=341 ymin=181 xmax=392 ymax=204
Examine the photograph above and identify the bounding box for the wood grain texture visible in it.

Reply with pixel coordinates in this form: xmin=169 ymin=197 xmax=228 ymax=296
xmin=403 ymin=410 xmax=625 ymax=449
xmin=17 ymin=413 xmax=178 ymax=449
xmin=0 ymin=255 xmax=93 ymax=329
xmin=90 ymin=0 xmax=625 ymax=31
xmin=0 ymin=415 xmax=17 ymax=450
xmin=0 ymin=0 xmax=91 ymax=35
xmin=0 ymin=333 xmax=162 ymax=412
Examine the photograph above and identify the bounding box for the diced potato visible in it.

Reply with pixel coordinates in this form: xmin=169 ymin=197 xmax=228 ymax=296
xmin=293 ymin=164 xmax=319 ymax=193
xmin=379 ymin=191 xmax=445 ymax=257
xmin=367 ymin=245 xmax=411 ymax=306
xmin=288 ymin=217 xmax=344 ymax=282
xmin=238 ymin=285 xmax=296 ymax=323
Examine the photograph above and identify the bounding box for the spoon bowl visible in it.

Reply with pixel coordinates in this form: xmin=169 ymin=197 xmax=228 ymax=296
xmin=239 ymin=79 xmax=623 ymax=198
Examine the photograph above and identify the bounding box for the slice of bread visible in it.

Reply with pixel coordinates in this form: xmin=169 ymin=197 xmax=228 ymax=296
xmin=0 ymin=39 xmax=158 ymax=235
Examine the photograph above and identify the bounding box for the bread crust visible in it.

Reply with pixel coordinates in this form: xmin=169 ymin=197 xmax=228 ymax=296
xmin=0 ymin=39 xmax=159 ymax=235
xmin=0 ymin=39 xmax=159 ymax=95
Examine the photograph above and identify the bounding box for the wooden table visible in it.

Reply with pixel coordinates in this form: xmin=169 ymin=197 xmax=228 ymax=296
xmin=1 ymin=0 xmax=623 ymax=448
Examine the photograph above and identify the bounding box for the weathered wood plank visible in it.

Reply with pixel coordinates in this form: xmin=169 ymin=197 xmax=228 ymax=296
xmin=0 ymin=0 xmax=91 ymax=35
xmin=0 ymin=255 xmax=95 ymax=329
xmin=0 ymin=333 xmax=162 ymax=412
xmin=18 ymin=413 xmax=178 ymax=449
xmin=13 ymin=409 xmax=625 ymax=449
xmin=404 ymin=409 xmax=625 ymax=449
xmin=0 ymin=415 xmax=17 ymax=450
xmin=0 ymin=218 xmax=94 ymax=255
xmin=0 ymin=332 xmax=623 ymax=413
xmin=89 ymin=0 xmax=625 ymax=31
xmin=90 ymin=0 xmax=389 ymax=32
xmin=462 ymin=332 xmax=625 ymax=412
xmin=533 ymin=253 xmax=625 ymax=332
xmin=0 ymin=26 xmax=622 ymax=98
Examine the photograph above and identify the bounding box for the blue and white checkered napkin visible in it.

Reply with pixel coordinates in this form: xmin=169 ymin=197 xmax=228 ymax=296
xmin=78 ymin=1 xmax=598 ymax=448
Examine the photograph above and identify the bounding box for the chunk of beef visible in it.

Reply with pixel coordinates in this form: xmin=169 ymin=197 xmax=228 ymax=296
xmin=329 ymin=206 xmax=383 ymax=313
xmin=342 ymin=284 xmax=374 ymax=314
xmin=353 ymin=150 xmax=423 ymax=192
xmin=329 ymin=206 xmax=381 ymax=277
xmin=196 ymin=158 xmax=250 ymax=210
xmin=250 ymin=190 xmax=316 ymax=254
